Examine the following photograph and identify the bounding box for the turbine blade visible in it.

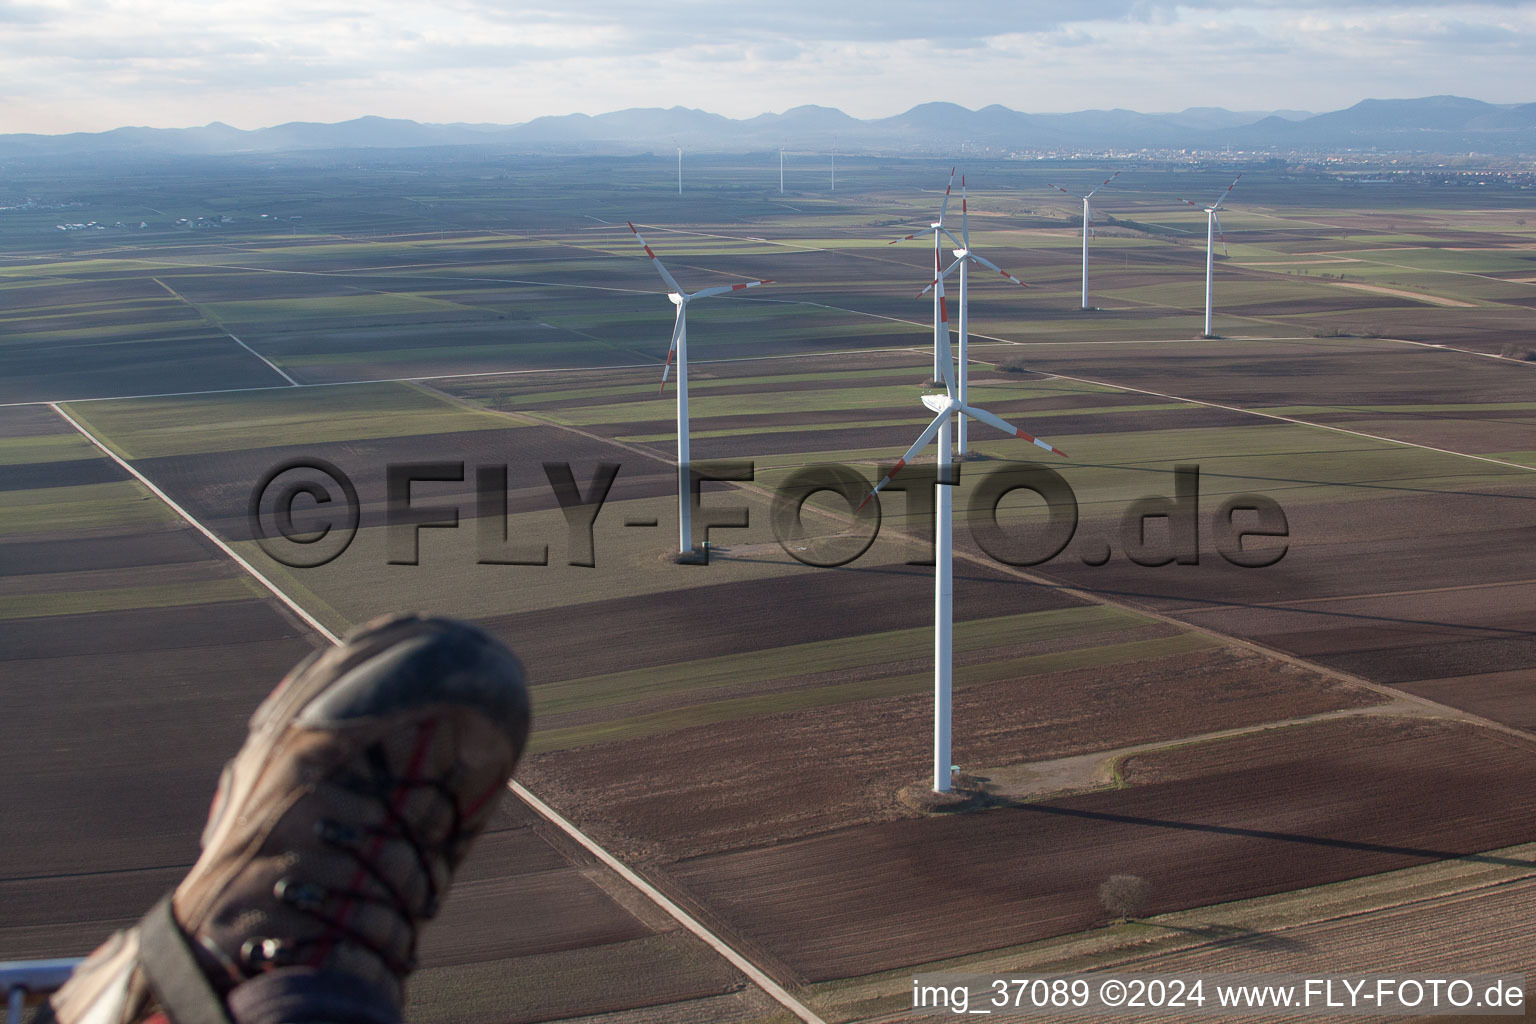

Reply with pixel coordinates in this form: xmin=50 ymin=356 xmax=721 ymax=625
xmin=956 ymin=402 xmax=1067 ymax=457
xmin=1084 ymin=169 xmax=1121 ymax=199
xmin=690 ymin=278 xmax=772 ymax=300
xmin=934 ymin=270 xmax=956 ymax=395
xmin=856 ymin=409 xmax=949 ymax=511
xmin=915 ymin=258 xmax=961 ymax=299
xmin=1214 ymin=212 xmax=1228 ymax=255
xmin=961 ymin=174 xmax=969 ymax=249
xmin=1175 ymin=196 xmax=1204 ymax=210
xmin=1046 ymin=183 xmax=1077 ymax=197
xmin=627 ymin=221 xmax=683 ymax=294
xmin=937 ymin=167 xmax=956 ymax=224
xmin=1210 ymin=172 xmax=1243 ymax=211
xmin=940 ymin=225 xmax=965 ymax=251
xmin=969 ymin=253 xmax=1030 ymax=288
xmin=657 ymin=310 xmax=684 ymax=394
xmin=888 ymin=226 xmax=937 ymax=245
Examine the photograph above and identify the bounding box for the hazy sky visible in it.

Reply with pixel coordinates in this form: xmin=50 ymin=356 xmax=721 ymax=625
xmin=2 ymin=1 xmax=1533 ymax=134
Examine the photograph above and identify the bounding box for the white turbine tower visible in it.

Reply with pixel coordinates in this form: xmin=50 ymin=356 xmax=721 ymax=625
xmin=677 ymin=148 xmax=682 ymax=195
xmin=859 ymin=274 xmax=1066 ymax=793
xmin=627 ymin=222 xmax=772 ymax=557
xmin=889 ymin=168 xmax=959 ymax=384
xmin=1047 ymin=171 xmax=1121 ymax=310
xmin=1177 ymin=173 xmax=1242 ymax=337
xmin=779 ymin=148 xmax=785 ymax=194
xmin=917 ymin=175 xmax=1030 ymax=457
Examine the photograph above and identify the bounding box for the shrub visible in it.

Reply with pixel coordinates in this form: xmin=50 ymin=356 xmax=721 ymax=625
xmin=1098 ymin=874 xmax=1150 ymax=923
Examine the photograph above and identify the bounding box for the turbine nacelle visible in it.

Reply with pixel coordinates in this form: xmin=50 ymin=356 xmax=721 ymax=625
xmin=922 ymin=393 xmax=955 ymax=414
xmin=668 ymin=292 xmax=684 ymax=305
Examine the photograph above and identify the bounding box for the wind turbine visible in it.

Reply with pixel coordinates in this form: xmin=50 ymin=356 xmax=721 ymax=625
xmin=1047 ymin=171 xmax=1121 ymax=310
xmin=917 ymin=176 xmax=1030 ymax=457
xmin=1177 ymin=173 xmax=1242 ymax=337
xmin=779 ymin=148 xmax=785 ymax=194
xmin=627 ymin=222 xmax=772 ymax=557
xmin=889 ymin=168 xmax=959 ymax=384
xmin=677 ymin=148 xmax=682 ymax=195
xmin=858 ymin=273 xmax=1066 ymax=794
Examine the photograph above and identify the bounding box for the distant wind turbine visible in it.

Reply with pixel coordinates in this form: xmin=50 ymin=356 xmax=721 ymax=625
xmin=779 ymin=147 xmax=785 ymax=194
xmin=917 ymin=176 xmax=1030 ymax=456
xmin=1047 ymin=171 xmax=1121 ymax=310
xmin=627 ymin=222 xmax=772 ymax=556
xmin=858 ymin=277 xmax=1065 ymax=793
xmin=677 ymin=147 xmax=682 ymax=195
xmin=889 ymin=168 xmax=959 ymax=384
xmin=1177 ymin=174 xmax=1242 ymax=337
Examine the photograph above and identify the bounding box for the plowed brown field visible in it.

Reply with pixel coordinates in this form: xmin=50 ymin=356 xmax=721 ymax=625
xmin=664 ymin=717 xmax=1536 ymax=981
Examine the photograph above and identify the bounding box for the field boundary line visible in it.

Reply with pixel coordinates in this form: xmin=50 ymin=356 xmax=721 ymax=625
xmin=46 ymin=401 xmax=826 ymax=1024
xmin=510 ymin=782 xmax=825 ymax=1024
xmin=151 ymin=276 xmax=301 ymax=387
xmin=225 ymin=330 xmax=301 ymax=387
xmin=48 ymin=402 xmax=342 ymax=643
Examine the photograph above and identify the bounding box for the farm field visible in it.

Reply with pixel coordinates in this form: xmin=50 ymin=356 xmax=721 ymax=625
xmin=0 ymin=405 xmax=763 ymax=1023
xmin=1 ymin=154 xmax=1533 ymax=1021
xmin=666 ymin=716 xmax=1536 ymax=981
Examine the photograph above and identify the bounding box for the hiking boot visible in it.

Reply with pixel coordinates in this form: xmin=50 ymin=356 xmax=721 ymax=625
xmin=42 ymin=614 xmax=531 ymax=1024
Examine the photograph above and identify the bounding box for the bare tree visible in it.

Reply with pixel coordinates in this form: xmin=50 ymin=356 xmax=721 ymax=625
xmin=1099 ymin=874 xmax=1150 ymax=923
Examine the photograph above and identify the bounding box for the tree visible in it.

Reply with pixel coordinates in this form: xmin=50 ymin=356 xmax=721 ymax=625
xmin=1099 ymin=874 xmax=1150 ymax=923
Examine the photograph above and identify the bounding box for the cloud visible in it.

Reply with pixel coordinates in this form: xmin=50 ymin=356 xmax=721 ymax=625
xmin=0 ymin=1 xmax=1531 ymax=132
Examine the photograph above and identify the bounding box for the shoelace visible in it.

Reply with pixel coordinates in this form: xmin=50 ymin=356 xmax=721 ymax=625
xmin=261 ymin=722 xmax=467 ymax=977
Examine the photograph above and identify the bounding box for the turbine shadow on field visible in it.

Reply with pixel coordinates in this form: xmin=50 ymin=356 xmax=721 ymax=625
xmin=1150 ymin=921 xmax=1309 ymax=953
xmin=1017 ymin=804 xmax=1536 ymax=870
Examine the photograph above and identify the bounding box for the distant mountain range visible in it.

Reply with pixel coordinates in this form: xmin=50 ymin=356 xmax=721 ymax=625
xmin=3 ymin=96 xmax=1533 ymax=159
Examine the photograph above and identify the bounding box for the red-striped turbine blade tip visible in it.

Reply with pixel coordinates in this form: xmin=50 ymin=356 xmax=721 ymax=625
xmin=1013 ymin=426 xmax=1063 ymax=456
xmin=1029 ymin=436 xmax=1068 ymax=457
xmin=939 ymin=297 xmax=949 ymax=323
xmin=858 ymin=459 xmax=903 ymax=510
